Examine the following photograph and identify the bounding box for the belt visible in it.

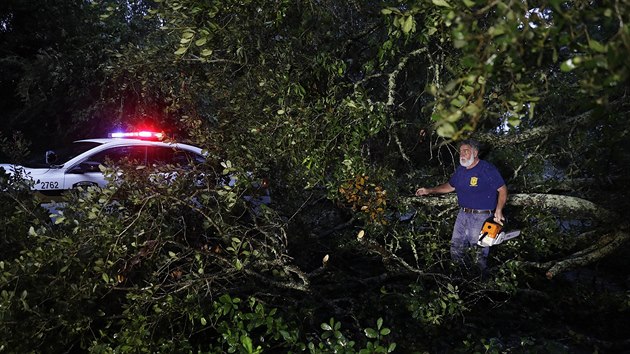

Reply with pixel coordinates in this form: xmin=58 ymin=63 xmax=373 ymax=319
xmin=461 ymin=207 xmax=492 ymax=214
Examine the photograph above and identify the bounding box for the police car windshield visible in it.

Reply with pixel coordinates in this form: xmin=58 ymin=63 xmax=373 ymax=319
xmin=24 ymin=142 xmax=103 ymax=168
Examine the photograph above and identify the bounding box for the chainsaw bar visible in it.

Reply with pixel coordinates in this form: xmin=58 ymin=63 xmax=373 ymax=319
xmin=477 ymin=230 xmax=521 ymax=247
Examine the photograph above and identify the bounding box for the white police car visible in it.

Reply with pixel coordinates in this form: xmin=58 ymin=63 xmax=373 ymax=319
xmin=0 ymin=131 xmax=206 ymax=201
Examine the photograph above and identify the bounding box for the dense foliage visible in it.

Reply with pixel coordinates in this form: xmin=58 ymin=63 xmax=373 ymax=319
xmin=1 ymin=0 xmax=630 ymax=352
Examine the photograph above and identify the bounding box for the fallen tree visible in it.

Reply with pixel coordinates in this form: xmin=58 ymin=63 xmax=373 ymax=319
xmin=399 ymin=192 xmax=627 ymax=279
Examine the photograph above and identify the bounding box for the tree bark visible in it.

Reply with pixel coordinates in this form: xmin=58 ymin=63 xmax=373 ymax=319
xmin=476 ymin=99 xmax=628 ymax=147
xmin=404 ymin=193 xmax=618 ymax=223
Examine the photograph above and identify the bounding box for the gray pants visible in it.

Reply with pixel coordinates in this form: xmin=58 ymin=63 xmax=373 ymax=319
xmin=451 ymin=210 xmax=491 ymax=271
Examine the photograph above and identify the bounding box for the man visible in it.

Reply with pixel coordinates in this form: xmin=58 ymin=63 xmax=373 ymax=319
xmin=415 ymin=139 xmax=507 ymax=271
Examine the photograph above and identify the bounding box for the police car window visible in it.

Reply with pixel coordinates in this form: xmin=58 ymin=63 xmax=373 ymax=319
xmin=88 ymin=146 xmax=147 ymax=166
xmin=148 ymin=147 xmax=204 ymax=167
xmin=24 ymin=142 xmax=102 ymax=168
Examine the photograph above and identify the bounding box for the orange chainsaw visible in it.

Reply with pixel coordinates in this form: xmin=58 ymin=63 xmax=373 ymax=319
xmin=477 ymin=217 xmax=521 ymax=247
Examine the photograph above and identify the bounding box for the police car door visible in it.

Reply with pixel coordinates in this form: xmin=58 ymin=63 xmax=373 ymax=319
xmin=64 ymin=146 xmax=148 ymax=189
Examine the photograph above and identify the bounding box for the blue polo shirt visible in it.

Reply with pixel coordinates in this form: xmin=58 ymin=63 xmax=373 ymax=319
xmin=449 ymin=160 xmax=505 ymax=210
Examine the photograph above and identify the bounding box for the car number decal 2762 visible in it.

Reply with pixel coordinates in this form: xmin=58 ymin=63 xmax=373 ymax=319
xmin=39 ymin=181 xmax=60 ymax=189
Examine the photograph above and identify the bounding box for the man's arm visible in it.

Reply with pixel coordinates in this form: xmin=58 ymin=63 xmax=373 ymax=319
xmin=494 ymin=185 xmax=508 ymax=222
xmin=415 ymin=182 xmax=455 ymax=196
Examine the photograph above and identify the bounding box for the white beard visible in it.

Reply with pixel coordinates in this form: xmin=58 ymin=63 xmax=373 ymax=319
xmin=460 ymin=155 xmax=475 ymax=168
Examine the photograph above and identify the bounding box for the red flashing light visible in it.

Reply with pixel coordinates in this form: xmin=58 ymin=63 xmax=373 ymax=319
xmin=109 ymin=131 xmax=164 ymax=140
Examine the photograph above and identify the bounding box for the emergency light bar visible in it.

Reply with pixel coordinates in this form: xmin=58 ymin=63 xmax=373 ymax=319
xmin=109 ymin=131 xmax=164 ymax=140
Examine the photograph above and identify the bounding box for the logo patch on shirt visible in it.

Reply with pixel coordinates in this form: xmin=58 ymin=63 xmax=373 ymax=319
xmin=469 ymin=177 xmax=478 ymax=187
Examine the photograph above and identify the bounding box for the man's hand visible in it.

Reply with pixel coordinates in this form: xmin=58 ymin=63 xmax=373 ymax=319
xmin=416 ymin=183 xmax=454 ymax=196
xmin=494 ymin=210 xmax=505 ymax=224
xmin=415 ymin=187 xmax=430 ymax=196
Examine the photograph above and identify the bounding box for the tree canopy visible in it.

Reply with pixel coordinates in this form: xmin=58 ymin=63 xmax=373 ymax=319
xmin=1 ymin=0 xmax=630 ymax=352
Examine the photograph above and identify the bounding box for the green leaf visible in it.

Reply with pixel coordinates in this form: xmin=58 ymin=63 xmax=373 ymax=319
xmin=381 ymin=7 xmax=402 ymax=15
xmin=560 ymin=58 xmax=577 ymax=72
xmin=279 ymin=330 xmax=291 ymax=340
xmin=436 ymin=122 xmax=456 ymax=137
xmin=431 ymin=113 xmax=442 ymax=122
xmin=241 ymin=335 xmax=253 ymax=352
xmin=174 ymin=47 xmax=188 ymax=55
xmin=321 ymin=322 xmax=333 ymax=331
xmin=450 ymin=95 xmax=466 ymax=108
xmin=488 ymin=26 xmax=505 ymax=37
xmin=201 ymin=48 xmax=213 ymax=57
xmin=588 ymin=39 xmax=607 ymax=53
xmin=463 ymin=103 xmax=480 ymax=115
xmin=508 ymin=117 xmax=521 ymax=127
xmin=402 ymin=16 xmax=414 ymax=34
xmin=432 ymin=0 xmax=452 ymax=7
xmin=453 ymin=39 xmax=467 ymax=48
xmin=528 ymin=102 xmax=536 ymax=120
xmin=444 ymin=110 xmax=462 ymax=122
xmin=364 ymin=328 xmax=378 ymax=338
xmin=195 ymin=37 xmax=207 ymax=46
